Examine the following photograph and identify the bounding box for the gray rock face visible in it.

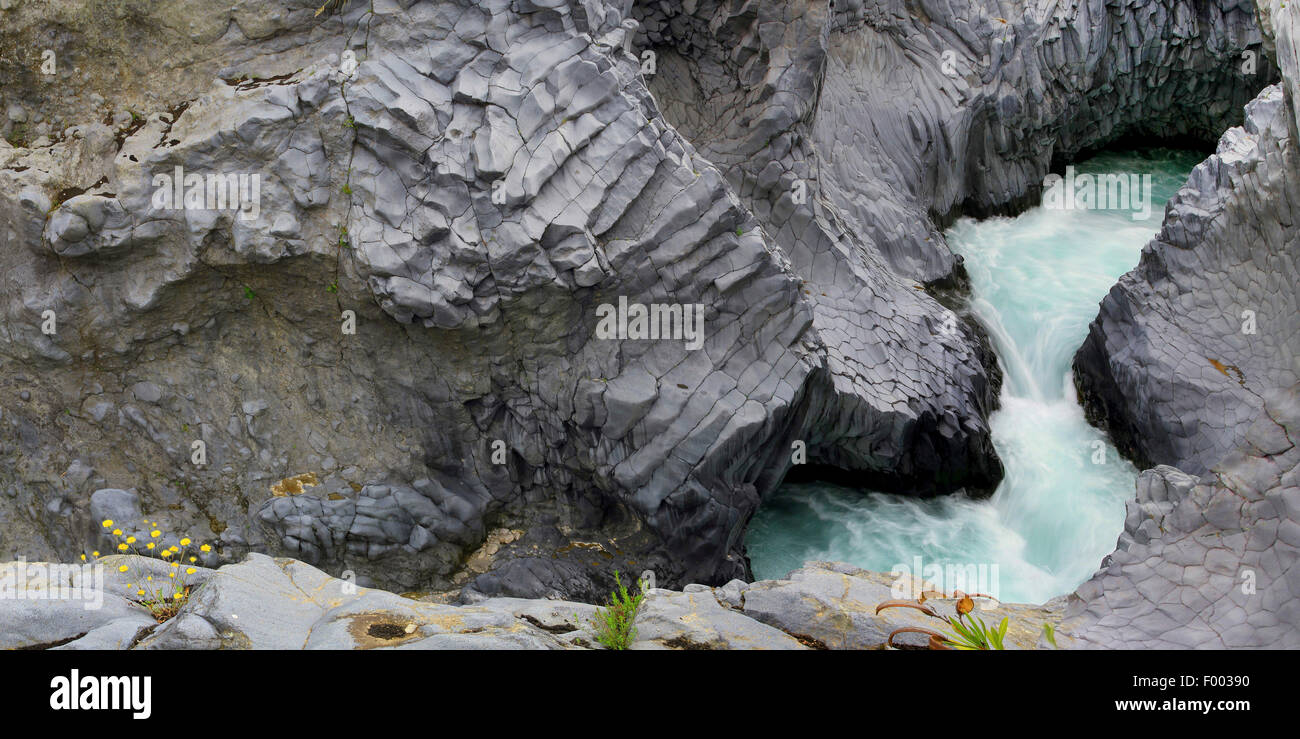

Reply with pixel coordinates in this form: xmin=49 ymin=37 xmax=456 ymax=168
xmin=133 ymin=553 xmax=585 ymax=649
xmin=640 ymin=0 xmax=1272 ymax=282
xmin=630 ymin=587 xmax=807 ymax=649
xmin=1075 ymin=80 xmax=1299 ymax=476
xmin=1061 ymin=1 xmax=1300 ymax=648
xmin=0 ymin=554 xmax=214 ymax=649
xmin=735 ymin=561 xmax=1063 ymax=649
xmin=1063 ymin=383 xmax=1300 ymax=648
xmin=0 ymin=0 xmax=1012 ymax=599
xmin=0 ymin=0 xmax=1283 ymax=607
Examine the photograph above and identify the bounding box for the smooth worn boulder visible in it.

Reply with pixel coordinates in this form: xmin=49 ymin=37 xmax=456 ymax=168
xmin=735 ymin=561 xmax=1064 ymax=650
xmin=1 ymin=553 xmax=1071 ymax=650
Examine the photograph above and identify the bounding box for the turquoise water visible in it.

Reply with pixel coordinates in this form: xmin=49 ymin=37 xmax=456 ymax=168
xmin=746 ymin=150 xmax=1203 ymax=604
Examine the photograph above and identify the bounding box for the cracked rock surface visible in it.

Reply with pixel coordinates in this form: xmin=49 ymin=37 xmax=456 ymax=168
xmin=1062 ymin=0 xmax=1300 ymax=648
xmin=0 ymin=554 xmax=1062 ymax=650
xmin=0 ymin=0 xmax=1007 ymax=599
xmin=1063 ymin=383 xmax=1300 ymax=648
xmin=1074 ymin=77 xmax=1299 ymax=475
xmin=0 ymin=0 xmax=1286 ymax=610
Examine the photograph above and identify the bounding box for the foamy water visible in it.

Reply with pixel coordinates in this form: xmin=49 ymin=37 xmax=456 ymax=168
xmin=746 ymin=150 xmax=1202 ymax=603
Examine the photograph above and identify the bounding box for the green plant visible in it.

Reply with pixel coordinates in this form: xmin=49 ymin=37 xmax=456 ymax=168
xmin=84 ymin=519 xmax=213 ymax=623
xmin=1042 ymin=622 xmax=1059 ymax=649
xmin=876 ymin=593 xmax=1008 ymax=650
xmin=590 ymin=570 xmax=645 ymax=650
xmin=243 ymin=285 xmax=256 ymax=300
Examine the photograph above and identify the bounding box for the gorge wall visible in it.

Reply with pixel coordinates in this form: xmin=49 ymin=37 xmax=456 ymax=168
xmin=1065 ymin=0 xmax=1299 ymax=648
xmin=0 ymin=0 xmax=1287 ymax=619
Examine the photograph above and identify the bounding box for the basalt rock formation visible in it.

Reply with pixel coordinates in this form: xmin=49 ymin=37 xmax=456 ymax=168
xmin=1064 ymin=0 xmax=1299 ymax=648
xmin=1074 ymin=2 xmax=1298 ymax=478
xmin=0 ymin=0 xmax=1281 ymax=605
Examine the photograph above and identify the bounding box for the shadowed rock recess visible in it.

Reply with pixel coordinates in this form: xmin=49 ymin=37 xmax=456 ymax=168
xmin=0 ymin=0 xmax=1295 ymax=651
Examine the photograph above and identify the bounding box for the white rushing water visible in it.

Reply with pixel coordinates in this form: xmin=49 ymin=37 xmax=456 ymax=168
xmin=746 ymin=150 xmax=1203 ymax=603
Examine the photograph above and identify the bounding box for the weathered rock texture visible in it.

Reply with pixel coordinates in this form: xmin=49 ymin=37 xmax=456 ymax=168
xmin=0 ymin=554 xmax=1061 ymax=650
xmin=0 ymin=0 xmax=993 ymax=601
xmin=1075 ymin=75 xmax=1298 ymax=476
xmin=0 ymin=0 xmax=1280 ymax=604
xmin=1063 ymin=0 xmax=1299 ymax=648
xmin=640 ymin=0 xmax=1273 ymax=282
xmin=1063 ymin=384 xmax=1300 ymax=648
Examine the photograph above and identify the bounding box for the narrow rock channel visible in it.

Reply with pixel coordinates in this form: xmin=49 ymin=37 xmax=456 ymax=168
xmin=748 ymin=150 xmax=1204 ymax=604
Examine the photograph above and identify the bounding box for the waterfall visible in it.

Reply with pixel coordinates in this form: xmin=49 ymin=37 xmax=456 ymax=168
xmin=746 ymin=150 xmax=1203 ymax=603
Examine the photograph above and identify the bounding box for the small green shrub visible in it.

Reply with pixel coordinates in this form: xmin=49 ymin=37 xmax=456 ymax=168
xmin=590 ymin=570 xmax=645 ymax=650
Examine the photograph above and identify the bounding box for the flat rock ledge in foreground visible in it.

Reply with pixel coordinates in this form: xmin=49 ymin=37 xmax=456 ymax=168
xmin=1 ymin=555 xmax=1064 ymax=650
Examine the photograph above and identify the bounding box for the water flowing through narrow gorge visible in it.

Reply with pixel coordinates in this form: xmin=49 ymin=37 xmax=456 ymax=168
xmin=747 ymin=150 xmax=1204 ymax=604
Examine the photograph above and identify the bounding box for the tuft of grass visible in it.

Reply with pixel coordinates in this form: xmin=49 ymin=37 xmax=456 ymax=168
xmin=590 ymin=570 xmax=645 ymax=650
